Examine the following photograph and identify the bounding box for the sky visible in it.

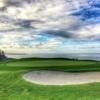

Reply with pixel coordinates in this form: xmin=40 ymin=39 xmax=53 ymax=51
xmin=0 ymin=0 xmax=100 ymax=54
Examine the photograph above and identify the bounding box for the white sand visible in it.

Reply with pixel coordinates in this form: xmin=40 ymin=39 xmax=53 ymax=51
xmin=23 ymin=70 xmax=100 ymax=85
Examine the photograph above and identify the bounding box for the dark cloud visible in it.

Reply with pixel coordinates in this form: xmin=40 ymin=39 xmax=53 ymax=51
xmin=0 ymin=27 xmax=34 ymax=33
xmin=0 ymin=0 xmax=37 ymax=11
xmin=0 ymin=7 xmax=6 ymax=11
xmin=14 ymin=19 xmax=40 ymax=28
xmin=5 ymin=1 xmax=21 ymax=7
xmin=0 ymin=15 xmax=41 ymax=32
xmin=44 ymin=30 xmax=75 ymax=39
xmin=0 ymin=15 xmax=16 ymax=24
xmin=0 ymin=0 xmax=22 ymax=11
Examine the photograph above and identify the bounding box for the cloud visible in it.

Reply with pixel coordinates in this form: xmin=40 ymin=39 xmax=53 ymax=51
xmin=0 ymin=0 xmax=100 ymax=53
xmin=1 ymin=37 xmax=100 ymax=54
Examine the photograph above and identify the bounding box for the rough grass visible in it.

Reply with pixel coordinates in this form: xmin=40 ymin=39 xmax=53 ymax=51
xmin=0 ymin=58 xmax=100 ymax=100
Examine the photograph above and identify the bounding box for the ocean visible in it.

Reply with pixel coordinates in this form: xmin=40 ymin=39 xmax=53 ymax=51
xmin=6 ymin=53 xmax=100 ymax=61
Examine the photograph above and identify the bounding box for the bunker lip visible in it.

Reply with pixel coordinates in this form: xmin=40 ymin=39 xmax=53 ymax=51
xmin=23 ymin=70 xmax=100 ymax=85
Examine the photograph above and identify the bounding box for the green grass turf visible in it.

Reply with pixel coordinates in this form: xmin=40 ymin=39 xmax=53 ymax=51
xmin=0 ymin=58 xmax=100 ymax=100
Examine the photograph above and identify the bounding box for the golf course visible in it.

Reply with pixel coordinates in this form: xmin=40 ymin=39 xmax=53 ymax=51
xmin=0 ymin=58 xmax=100 ymax=100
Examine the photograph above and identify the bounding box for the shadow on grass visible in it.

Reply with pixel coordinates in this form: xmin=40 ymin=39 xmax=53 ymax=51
xmin=0 ymin=64 xmax=100 ymax=72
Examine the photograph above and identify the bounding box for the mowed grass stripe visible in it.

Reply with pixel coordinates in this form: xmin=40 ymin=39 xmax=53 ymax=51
xmin=7 ymin=60 xmax=95 ymax=67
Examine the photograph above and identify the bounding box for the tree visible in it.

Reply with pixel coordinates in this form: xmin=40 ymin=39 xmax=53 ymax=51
xmin=0 ymin=50 xmax=7 ymax=61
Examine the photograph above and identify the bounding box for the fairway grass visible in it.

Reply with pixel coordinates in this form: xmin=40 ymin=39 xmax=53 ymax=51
xmin=0 ymin=58 xmax=100 ymax=100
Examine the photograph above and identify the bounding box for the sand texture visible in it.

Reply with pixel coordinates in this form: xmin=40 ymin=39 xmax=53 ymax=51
xmin=23 ymin=70 xmax=100 ymax=85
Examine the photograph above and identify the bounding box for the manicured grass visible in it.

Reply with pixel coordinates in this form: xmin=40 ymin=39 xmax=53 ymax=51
xmin=7 ymin=60 xmax=95 ymax=67
xmin=0 ymin=58 xmax=100 ymax=100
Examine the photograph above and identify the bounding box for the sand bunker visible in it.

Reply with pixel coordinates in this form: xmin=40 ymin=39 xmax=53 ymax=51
xmin=23 ymin=70 xmax=100 ymax=85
